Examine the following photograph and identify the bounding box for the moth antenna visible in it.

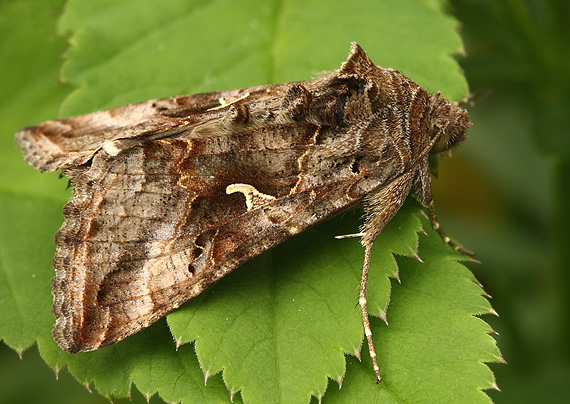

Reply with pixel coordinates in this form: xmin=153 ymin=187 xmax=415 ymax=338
xmin=360 ymin=243 xmax=381 ymax=383
xmin=428 ymin=200 xmax=476 ymax=259
xmin=453 ymin=90 xmax=493 ymax=107
xmin=452 ymin=92 xmax=477 ymax=106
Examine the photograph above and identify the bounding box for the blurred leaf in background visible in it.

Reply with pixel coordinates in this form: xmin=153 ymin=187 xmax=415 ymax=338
xmin=442 ymin=0 xmax=570 ymax=403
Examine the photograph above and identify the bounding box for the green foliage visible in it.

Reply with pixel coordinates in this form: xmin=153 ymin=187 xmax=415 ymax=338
xmin=449 ymin=1 xmax=570 ymax=403
xmin=0 ymin=0 xmax=499 ymax=403
xmin=325 ymin=215 xmax=499 ymax=403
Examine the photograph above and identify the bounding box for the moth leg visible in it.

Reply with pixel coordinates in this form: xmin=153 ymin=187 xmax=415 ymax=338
xmin=358 ymin=171 xmax=415 ymax=383
xmin=360 ymin=242 xmax=381 ymax=383
xmin=334 ymin=232 xmax=365 ymax=239
xmin=416 ymin=155 xmax=476 ymax=258
xmin=428 ymin=200 xmax=476 ymax=258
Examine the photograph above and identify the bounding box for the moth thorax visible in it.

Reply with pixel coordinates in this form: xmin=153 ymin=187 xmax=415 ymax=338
xmin=430 ymin=96 xmax=472 ymax=154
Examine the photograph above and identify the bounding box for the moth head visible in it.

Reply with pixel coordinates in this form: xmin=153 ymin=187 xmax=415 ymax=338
xmin=430 ymin=94 xmax=472 ymax=154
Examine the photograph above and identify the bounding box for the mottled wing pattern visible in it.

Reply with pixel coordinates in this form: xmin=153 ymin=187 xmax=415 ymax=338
xmin=49 ymin=120 xmax=374 ymax=351
xmin=14 ymin=86 xmax=273 ymax=173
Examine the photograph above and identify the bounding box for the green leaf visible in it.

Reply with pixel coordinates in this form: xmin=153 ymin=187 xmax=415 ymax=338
xmin=54 ymin=0 xmax=468 ymax=118
xmin=0 ymin=0 xmax=500 ymax=403
xmin=0 ymin=0 xmax=72 ymax=200
xmin=325 ymin=217 xmax=502 ymax=403
xmin=168 ymin=204 xmax=422 ymax=403
xmin=0 ymin=0 xmax=71 ymax=353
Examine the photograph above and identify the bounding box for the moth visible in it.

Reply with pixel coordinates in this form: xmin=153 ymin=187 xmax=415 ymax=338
xmin=16 ymin=43 xmax=472 ymax=382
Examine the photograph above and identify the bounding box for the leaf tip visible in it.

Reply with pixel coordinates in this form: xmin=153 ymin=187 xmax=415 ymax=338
xmin=82 ymin=382 xmax=92 ymax=394
xmin=394 ymin=272 xmax=401 ymax=284
xmin=317 ymin=392 xmax=324 ymax=404
xmin=203 ymin=369 xmax=211 ymax=385
xmin=412 ymin=253 xmax=423 ymax=263
xmin=337 ymin=377 xmax=344 ymax=389
xmin=376 ymin=301 xmax=389 ymax=324
xmin=354 ymin=348 xmax=362 ymax=362
xmin=469 ymin=257 xmax=481 ymax=264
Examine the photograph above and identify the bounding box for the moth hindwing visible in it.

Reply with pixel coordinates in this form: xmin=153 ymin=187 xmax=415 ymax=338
xmin=15 ymin=43 xmax=472 ymax=382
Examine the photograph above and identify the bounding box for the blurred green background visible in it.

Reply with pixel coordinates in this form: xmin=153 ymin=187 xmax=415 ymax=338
xmin=1 ymin=0 xmax=569 ymax=403
xmin=444 ymin=1 xmax=570 ymax=402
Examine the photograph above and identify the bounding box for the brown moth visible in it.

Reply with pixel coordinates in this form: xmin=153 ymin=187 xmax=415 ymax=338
xmin=15 ymin=43 xmax=472 ymax=382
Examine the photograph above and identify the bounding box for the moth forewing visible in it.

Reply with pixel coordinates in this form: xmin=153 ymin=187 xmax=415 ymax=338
xmin=15 ymin=43 xmax=472 ymax=382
